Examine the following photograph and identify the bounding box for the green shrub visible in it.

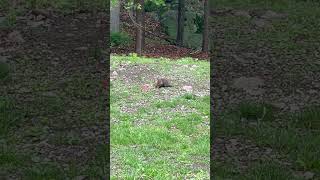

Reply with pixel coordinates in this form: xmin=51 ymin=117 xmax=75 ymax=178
xmin=110 ymin=32 xmax=131 ymax=47
xmin=145 ymin=0 xmax=166 ymax=12
xmin=0 ymin=0 xmax=9 ymax=10
xmin=236 ymin=102 xmax=276 ymax=122
xmin=194 ymin=14 xmax=204 ymax=34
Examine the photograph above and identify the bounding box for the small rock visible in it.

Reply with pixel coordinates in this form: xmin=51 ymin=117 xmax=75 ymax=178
xmin=36 ymin=14 xmax=46 ymax=21
xmin=96 ymin=19 xmax=102 ymax=28
xmin=74 ymin=47 xmax=88 ymax=51
xmin=17 ymin=87 xmax=31 ymax=93
xmin=183 ymin=85 xmax=193 ymax=92
xmin=27 ymin=21 xmax=44 ymax=28
xmin=41 ymin=91 xmax=57 ymax=97
xmin=31 ymin=156 xmax=41 ymax=163
xmin=270 ymin=102 xmax=286 ymax=109
xmin=253 ymin=19 xmax=268 ymax=28
xmin=233 ymin=10 xmax=251 ymax=18
xmin=210 ymin=8 xmax=233 ymax=16
xmin=66 ymin=33 xmax=74 ymax=37
xmin=0 ymin=56 xmax=8 ymax=63
xmin=16 ymin=16 xmax=27 ymax=21
xmin=222 ymin=85 xmax=228 ymax=92
xmin=232 ymin=76 xmax=265 ymax=95
xmin=303 ymin=171 xmax=315 ymax=180
xmin=289 ymin=104 xmax=300 ymax=112
xmin=261 ymin=10 xmax=287 ymax=19
xmin=7 ymin=30 xmax=25 ymax=43
xmin=308 ymin=89 xmax=317 ymax=94
xmin=51 ymin=61 xmax=58 ymax=66
xmin=265 ymin=148 xmax=272 ymax=154
xmin=112 ymin=71 xmax=118 ymax=76
xmin=0 ymin=16 xmax=6 ymax=24
xmin=232 ymin=54 xmax=247 ymax=63
xmin=74 ymin=176 xmax=87 ymax=180
xmin=77 ymin=14 xmax=88 ymax=20
xmin=230 ymin=139 xmax=238 ymax=145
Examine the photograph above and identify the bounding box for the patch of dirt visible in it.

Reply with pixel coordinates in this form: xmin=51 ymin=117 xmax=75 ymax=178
xmin=213 ymin=136 xmax=291 ymax=171
xmin=115 ymin=63 xmax=159 ymax=84
xmin=111 ymin=62 xmax=209 ymax=114
xmin=210 ymin=8 xmax=320 ymax=115
xmin=0 ymin=10 xmax=108 ymax=176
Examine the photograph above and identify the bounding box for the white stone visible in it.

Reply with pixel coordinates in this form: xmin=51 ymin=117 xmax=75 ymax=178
xmin=8 ymin=30 xmax=25 ymax=43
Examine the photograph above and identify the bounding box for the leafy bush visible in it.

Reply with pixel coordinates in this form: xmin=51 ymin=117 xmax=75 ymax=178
xmin=194 ymin=14 xmax=204 ymax=34
xmin=0 ymin=0 xmax=9 ymax=10
xmin=145 ymin=0 xmax=165 ymax=12
xmin=110 ymin=32 xmax=131 ymax=47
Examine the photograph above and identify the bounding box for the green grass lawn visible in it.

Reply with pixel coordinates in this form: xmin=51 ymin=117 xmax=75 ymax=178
xmin=110 ymin=55 xmax=210 ymax=179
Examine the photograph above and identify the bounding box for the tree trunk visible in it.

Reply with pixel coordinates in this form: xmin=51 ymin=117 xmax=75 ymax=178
xmin=176 ymin=0 xmax=185 ymax=46
xmin=141 ymin=1 xmax=145 ymax=50
xmin=110 ymin=0 xmax=120 ymax=33
xmin=202 ymin=0 xmax=209 ymax=52
xmin=135 ymin=0 xmax=145 ymax=55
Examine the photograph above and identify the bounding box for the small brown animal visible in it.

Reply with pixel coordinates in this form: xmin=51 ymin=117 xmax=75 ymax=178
xmin=155 ymin=78 xmax=172 ymax=88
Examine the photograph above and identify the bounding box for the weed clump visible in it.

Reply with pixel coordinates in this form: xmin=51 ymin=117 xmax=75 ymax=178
xmin=0 ymin=61 xmax=10 ymax=79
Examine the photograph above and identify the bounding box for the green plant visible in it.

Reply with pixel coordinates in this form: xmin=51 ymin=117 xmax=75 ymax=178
xmin=194 ymin=13 xmax=204 ymax=34
xmin=0 ymin=8 xmax=16 ymax=27
xmin=145 ymin=0 xmax=165 ymax=12
xmin=182 ymin=93 xmax=196 ymax=100
xmin=244 ymin=161 xmax=297 ymax=180
xmin=0 ymin=61 xmax=10 ymax=79
xmin=0 ymin=97 xmax=18 ymax=137
xmin=236 ymin=102 xmax=276 ymax=122
xmin=0 ymin=0 xmax=8 ymax=10
xmin=295 ymin=106 xmax=320 ymax=129
xmin=110 ymin=55 xmax=209 ymax=177
xmin=110 ymin=32 xmax=132 ymax=47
